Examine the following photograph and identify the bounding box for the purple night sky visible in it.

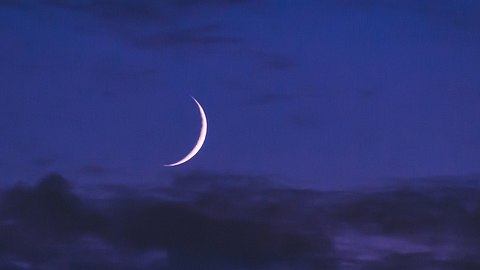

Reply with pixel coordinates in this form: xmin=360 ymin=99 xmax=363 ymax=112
xmin=1 ymin=0 xmax=479 ymax=189
xmin=1 ymin=1 xmax=480 ymax=269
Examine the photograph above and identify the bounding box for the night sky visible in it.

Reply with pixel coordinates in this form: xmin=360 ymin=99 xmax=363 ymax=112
xmin=1 ymin=1 xmax=480 ymax=269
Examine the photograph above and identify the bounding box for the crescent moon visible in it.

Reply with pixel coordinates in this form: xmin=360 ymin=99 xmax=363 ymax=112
xmin=164 ymin=96 xmax=207 ymax=167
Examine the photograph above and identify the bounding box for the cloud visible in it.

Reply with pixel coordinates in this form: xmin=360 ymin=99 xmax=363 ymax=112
xmin=43 ymin=0 xmax=164 ymax=22
xmin=245 ymin=93 xmax=296 ymax=106
xmin=329 ymin=0 xmax=480 ymax=32
xmin=1 ymin=174 xmax=106 ymax=237
xmin=360 ymin=252 xmax=480 ymax=270
xmin=332 ymin=186 xmax=480 ymax=238
xmin=0 ymin=0 xmax=251 ymax=23
xmin=1 ymin=172 xmax=480 ymax=269
xmin=254 ymin=52 xmax=296 ymax=70
xmin=3 ymin=0 xmax=480 ymax=35
xmin=168 ymin=0 xmax=253 ymax=8
xmin=118 ymin=202 xmax=318 ymax=268
xmin=0 ymin=0 xmax=245 ymax=51
xmin=0 ymin=172 xmax=335 ymax=269
xmin=134 ymin=24 xmax=241 ymax=50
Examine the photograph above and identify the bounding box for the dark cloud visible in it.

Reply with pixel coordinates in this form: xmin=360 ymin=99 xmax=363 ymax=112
xmin=118 ymin=202 xmax=318 ymax=268
xmin=169 ymin=0 xmax=252 ymax=7
xmin=0 ymin=0 xmax=251 ymax=22
xmin=134 ymin=24 xmax=241 ymax=50
xmin=0 ymin=0 xmax=244 ymax=51
xmin=263 ymin=57 xmax=295 ymax=70
xmin=332 ymin=186 xmax=480 ymax=238
xmin=246 ymin=93 xmax=296 ymax=106
xmin=0 ymin=0 xmax=164 ymax=22
xmin=245 ymin=91 xmax=324 ymax=107
xmin=78 ymin=164 xmax=111 ymax=176
xmin=0 ymin=0 xmax=158 ymax=20
xmin=0 ymin=172 xmax=335 ymax=269
xmin=359 ymin=253 xmax=440 ymax=270
xmin=43 ymin=0 xmax=163 ymax=21
xmin=3 ymin=0 xmax=480 ymax=35
xmin=329 ymin=0 xmax=480 ymax=32
xmin=255 ymin=52 xmax=296 ymax=70
xmin=1 ymin=174 xmax=106 ymax=236
xmin=1 ymin=172 xmax=480 ymax=269
xmin=360 ymin=252 xmax=480 ymax=270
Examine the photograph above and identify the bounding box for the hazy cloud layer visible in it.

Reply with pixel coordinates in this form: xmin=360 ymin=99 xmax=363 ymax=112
xmin=1 ymin=172 xmax=480 ymax=269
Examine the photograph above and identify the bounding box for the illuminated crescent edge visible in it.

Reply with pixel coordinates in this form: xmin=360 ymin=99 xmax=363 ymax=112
xmin=164 ymin=96 xmax=207 ymax=167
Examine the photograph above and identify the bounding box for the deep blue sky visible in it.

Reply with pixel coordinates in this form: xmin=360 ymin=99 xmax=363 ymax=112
xmin=1 ymin=0 xmax=480 ymax=189
xmin=1 ymin=2 xmax=480 ymax=269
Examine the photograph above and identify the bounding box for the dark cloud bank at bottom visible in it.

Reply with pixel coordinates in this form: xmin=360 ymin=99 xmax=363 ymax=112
xmin=1 ymin=172 xmax=480 ymax=270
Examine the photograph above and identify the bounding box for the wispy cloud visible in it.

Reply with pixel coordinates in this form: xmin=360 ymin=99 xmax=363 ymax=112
xmin=134 ymin=24 xmax=241 ymax=50
xmin=254 ymin=52 xmax=296 ymax=70
xmin=328 ymin=0 xmax=480 ymax=32
xmin=245 ymin=93 xmax=297 ymax=106
xmin=43 ymin=0 xmax=164 ymax=22
xmin=0 ymin=0 xmax=246 ymax=50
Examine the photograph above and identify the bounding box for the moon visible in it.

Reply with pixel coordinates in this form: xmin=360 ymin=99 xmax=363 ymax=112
xmin=164 ymin=96 xmax=207 ymax=167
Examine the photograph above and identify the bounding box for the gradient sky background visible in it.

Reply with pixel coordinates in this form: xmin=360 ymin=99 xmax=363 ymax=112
xmin=1 ymin=0 xmax=480 ymax=189
xmin=2 ymin=2 xmax=480 ymax=270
